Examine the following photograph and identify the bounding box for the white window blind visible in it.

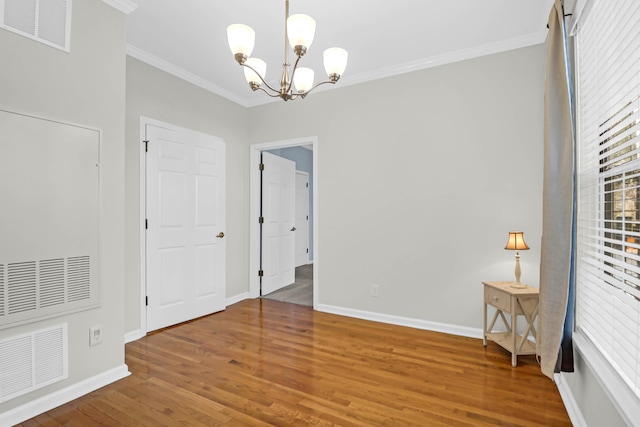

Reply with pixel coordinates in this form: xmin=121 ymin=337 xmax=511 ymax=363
xmin=575 ymin=0 xmax=640 ymax=400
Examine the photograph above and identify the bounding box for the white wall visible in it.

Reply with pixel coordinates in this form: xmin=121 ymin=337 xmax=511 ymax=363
xmin=0 ymin=0 xmax=127 ymax=417
xmin=248 ymin=44 xmax=545 ymax=330
xmin=124 ymin=57 xmax=251 ymax=335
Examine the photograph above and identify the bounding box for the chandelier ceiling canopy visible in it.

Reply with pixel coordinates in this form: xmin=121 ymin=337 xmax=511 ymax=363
xmin=226 ymin=0 xmax=348 ymax=101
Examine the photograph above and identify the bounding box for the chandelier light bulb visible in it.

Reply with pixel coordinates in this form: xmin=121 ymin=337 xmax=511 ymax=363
xmin=243 ymin=58 xmax=267 ymax=85
xmin=323 ymin=47 xmax=348 ymax=79
xmin=287 ymin=14 xmax=316 ymax=55
xmin=293 ymin=67 xmax=314 ymax=92
xmin=227 ymin=24 xmax=255 ymax=61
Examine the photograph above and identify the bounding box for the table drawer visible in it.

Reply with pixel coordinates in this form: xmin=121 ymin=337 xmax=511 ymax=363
xmin=485 ymin=286 xmax=511 ymax=312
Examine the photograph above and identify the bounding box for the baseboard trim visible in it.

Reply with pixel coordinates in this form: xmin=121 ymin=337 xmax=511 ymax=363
xmin=1 ymin=364 xmax=130 ymax=426
xmin=226 ymin=292 xmax=250 ymax=307
xmin=124 ymin=329 xmax=144 ymax=343
xmin=124 ymin=293 xmax=251 ymax=344
xmin=554 ymin=373 xmax=587 ymax=427
xmin=316 ymin=304 xmax=483 ymax=339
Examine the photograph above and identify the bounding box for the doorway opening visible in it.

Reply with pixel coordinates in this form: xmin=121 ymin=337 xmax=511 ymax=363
xmin=249 ymin=137 xmax=318 ymax=308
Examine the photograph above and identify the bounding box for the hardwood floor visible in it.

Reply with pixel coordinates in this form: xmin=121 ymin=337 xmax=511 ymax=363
xmin=19 ymin=299 xmax=571 ymax=426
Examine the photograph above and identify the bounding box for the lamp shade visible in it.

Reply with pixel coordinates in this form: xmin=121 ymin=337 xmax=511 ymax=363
xmin=505 ymin=231 xmax=530 ymax=251
xmin=243 ymin=58 xmax=266 ymax=85
xmin=323 ymin=47 xmax=348 ymax=77
xmin=293 ymin=67 xmax=314 ymax=92
xmin=287 ymin=14 xmax=316 ymax=50
xmin=227 ymin=24 xmax=255 ymax=57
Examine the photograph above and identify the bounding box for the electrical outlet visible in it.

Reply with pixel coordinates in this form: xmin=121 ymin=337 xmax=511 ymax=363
xmin=370 ymin=284 xmax=380 ymax=297
xmin=89 ymin=325 xmax=103 ymax=346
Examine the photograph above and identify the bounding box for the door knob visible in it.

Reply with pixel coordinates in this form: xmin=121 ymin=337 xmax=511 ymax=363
xmin=291 ymin=227 xmax=296 ymax=231
xmin=216 ymin=232 xmax=225 ymax=238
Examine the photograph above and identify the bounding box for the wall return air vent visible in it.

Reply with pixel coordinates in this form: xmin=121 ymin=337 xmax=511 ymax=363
xmin=0 ymin=324 xmax=68 ymax=402
xmin=0 ymin=110 xmax=100 ymax=328
xmin=0 ymin=0 xmax=72 ymax=52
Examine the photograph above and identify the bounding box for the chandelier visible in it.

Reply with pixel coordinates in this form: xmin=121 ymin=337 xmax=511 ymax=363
xmin=227 ymin=0 xmax=348 ymax=101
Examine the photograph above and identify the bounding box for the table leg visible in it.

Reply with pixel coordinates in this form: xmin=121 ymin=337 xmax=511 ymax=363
xmin=512 ymin=306 xmax=518 ymax=367
xmin=483 ymin=302 xmax=487 ymax=346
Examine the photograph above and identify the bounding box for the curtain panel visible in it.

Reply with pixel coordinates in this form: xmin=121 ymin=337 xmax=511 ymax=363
xmin=538 ymin=0 xmax=576 ymax=379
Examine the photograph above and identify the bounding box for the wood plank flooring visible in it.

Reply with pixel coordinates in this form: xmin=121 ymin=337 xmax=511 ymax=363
xmin=19 ymin=299 xmax=571 ymax=426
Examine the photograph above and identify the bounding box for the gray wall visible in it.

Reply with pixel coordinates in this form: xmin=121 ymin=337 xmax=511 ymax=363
xmin=124 ymin=57 xmax=250 ymax=334
xmin=563 ymin=347 xmax=628 ymax=426
xmin=248 ymin=45 xmax=545 ymax=328
xmin=0 ymin=0 xmax=127 ymax=413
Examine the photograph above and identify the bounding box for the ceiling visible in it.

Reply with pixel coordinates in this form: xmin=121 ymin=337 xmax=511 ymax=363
xmin=125 ymin=0 xmax=554 ymax=108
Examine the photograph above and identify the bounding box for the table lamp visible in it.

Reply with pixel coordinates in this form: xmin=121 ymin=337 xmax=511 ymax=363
xmin=505 ymin=231 xmax=529 ymax=288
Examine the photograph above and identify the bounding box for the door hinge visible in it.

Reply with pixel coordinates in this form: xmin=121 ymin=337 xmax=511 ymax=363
xmin=306 ymin=182 xmax=309 ymax=188
xmin=145 ymin=296 xmax=148 ymax=306
xmin=143 ymin=140 xmax=149 ymax=152
xmin=258 ymin=270 xmax=264 ymax=277
xmin=145 ymin=218 xmax=148 ymax=229
xmin=259 ymin=163 xmax=265 ymax=171
xmin=306 ymin=215 xmax=309 ymax=220
xmin=258 ymin=216 xmax=264 ymax=224
xmin=306 ymin=248 xmax=309 ymax=253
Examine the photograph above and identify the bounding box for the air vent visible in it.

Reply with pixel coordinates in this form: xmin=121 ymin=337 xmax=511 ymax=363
xmin=0 ymin=324 xmax=68 ymax=402
xmin=0 ymin=256 xmax=94 ymax=328
xmin=0 ymin=265 xmax=4 ymax=317
xmin=7 ymin=262 xmax=37 ymax=315
xmin=1 ymin=0 xmax=71 ymax=51
xmin=67 ymin=256 xmax=90 ymax=302
xmin=39 ymin=258 xmax=65 ymax=308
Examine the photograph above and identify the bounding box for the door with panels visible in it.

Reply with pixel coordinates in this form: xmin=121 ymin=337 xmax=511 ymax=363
xmin=261 ymin=152 xmax=296 ymax=295
xmin=145 ymin=122 xmax=226 ymax=332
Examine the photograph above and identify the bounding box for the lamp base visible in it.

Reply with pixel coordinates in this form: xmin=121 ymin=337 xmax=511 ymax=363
xmin=510 ymin=282 xmax=527 ymax=289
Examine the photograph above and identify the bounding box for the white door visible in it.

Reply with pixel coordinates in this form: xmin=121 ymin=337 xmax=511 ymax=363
xmin=261 ymin=152 xmax=295 ymax=295
xmin=145 ymin=123 xmax=226 ymax=332
xmin=295 ymin=171 xmax=310 ymax=267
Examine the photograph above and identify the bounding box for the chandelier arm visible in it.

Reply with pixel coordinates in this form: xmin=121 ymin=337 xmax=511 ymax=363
xmin=239 ymin=63 xmax=280 ymax=94
xmin=253 ymin=86 xmax=282 ymax=98
xmin=296 ymin=79 xmax=337 ymax=97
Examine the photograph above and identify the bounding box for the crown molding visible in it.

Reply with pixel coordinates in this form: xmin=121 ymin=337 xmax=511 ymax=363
xmin=339 ymin=31 xmax=547 ymax=92
xmin=126 ymin=30 xmax=547 ymax=109
xmin=101 ymin=0 xmax=138 ymax=14
xmin=126 ymin=44 xmax=250 ymax=107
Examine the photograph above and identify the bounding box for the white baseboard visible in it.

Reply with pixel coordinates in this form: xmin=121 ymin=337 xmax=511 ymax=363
xmin=226 ymin=292 xmax=250 ymax=307
xmin=554 ymin=372 xmax=587 ymax=427
xmin=124 ymin=329 xmax=145 ymax=343
xmin=1 ymin=364 xmax=130 ymax=426
xmin=316 ymin=304 xmax=483 ymax=339
xmin=124 ymin=293 xmax=251 ymax=344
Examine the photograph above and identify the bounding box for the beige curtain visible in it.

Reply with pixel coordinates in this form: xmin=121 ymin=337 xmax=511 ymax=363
xmin=538 ymin=0 xmax=575 ymax=379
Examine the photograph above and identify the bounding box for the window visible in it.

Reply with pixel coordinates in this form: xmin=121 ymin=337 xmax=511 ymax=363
xmin=575 ymin=0 xmax=640 ymax=402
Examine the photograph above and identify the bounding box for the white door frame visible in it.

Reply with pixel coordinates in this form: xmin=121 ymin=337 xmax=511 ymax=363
xmin=249 ymin=137 xmax=319 ymax=308
xmin=295 ymin=170 xmax=310 ymax=267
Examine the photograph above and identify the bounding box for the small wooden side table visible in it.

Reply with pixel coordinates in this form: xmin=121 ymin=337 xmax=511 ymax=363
xmin=482 ymin=281 xmax=539 ymax=367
